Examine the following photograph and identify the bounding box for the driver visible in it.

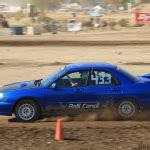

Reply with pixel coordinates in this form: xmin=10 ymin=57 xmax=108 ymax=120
xmin=66 ymin=71 xmax=89 ymax=87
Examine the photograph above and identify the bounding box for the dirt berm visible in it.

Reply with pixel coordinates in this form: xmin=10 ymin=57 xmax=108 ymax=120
xmin=0 ymin=40 xmax=150 ymax=46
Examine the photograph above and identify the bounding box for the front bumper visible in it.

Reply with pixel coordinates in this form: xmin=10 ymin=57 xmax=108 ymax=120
xmin=0 ymin=102 xmax=13 ymax=116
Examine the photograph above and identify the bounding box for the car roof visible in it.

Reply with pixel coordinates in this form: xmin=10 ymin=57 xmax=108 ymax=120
xmin=66 ymin=62 xmax=117 ymax=72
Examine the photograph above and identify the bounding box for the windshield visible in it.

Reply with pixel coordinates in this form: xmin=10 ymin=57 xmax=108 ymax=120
xmin=41 ymin=67 xmax=67 ymax=86
xmin=117 ymin=67 xmax=139 ymax=82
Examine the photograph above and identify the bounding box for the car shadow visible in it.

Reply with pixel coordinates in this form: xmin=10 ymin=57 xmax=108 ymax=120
xmin=8 ymin=114 xmax=150 ymax=123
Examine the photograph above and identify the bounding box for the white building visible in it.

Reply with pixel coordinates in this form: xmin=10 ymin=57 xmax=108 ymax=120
xmin=0 ymin=3 xmax=21 ymax=13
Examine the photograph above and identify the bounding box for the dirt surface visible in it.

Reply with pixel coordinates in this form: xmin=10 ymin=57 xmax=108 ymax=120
xmin=0 ymin=28 xmax=150 ymax=42
xmin=0 ymin=118 xmax=149 ymax=150
xmin=0 ymin=43 xmax=150 ymax=149
xmin=0 ymin=29 xmax=150 ymax=47
xmin=0 ymin=45 xmax=150 ymax=85
xmin=0 ymin=30 xmax=150 ymax=149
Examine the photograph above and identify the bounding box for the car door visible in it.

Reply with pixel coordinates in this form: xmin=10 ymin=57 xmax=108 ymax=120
xmin=44 ymin=71 xmax=89 ymax=113
xmin=85 ymin=70 xmax=123 ymax=109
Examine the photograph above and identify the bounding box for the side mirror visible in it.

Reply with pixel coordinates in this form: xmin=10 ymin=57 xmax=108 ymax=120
xmin=50 ymin=83 xmax=57 ymax=89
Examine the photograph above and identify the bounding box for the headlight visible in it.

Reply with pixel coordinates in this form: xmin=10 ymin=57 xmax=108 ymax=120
xmin=0 ymin=93 xmax=7 ymax=101
xmin=0 ymin=93 xmax=4 ymax=99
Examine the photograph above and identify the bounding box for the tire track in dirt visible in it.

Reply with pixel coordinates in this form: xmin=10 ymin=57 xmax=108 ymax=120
xmin=1 ymin=59 xmax=150 ymax=68
xmin=0 ymin=59 xmax=71 ymax=68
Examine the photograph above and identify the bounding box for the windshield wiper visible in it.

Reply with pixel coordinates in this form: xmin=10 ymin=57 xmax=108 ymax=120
xmin=34 ymin=79 xmax=42 ymax=87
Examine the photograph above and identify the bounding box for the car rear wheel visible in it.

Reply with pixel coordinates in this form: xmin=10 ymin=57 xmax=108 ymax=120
xmin=14 ymin=99 xmax=40 ymax=122
xmin=117 ymin=100 xmax=138 ymax=120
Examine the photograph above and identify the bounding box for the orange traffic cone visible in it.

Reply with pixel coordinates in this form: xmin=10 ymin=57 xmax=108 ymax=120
xmin=55 ymin=118 xmax=64 ymax=141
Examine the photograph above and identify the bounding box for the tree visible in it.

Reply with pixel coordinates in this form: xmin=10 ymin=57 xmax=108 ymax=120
xmin=31 ymin=0 xmax=66 ymax=10
xmin=112 ymin=0 xmax=129 ymax=4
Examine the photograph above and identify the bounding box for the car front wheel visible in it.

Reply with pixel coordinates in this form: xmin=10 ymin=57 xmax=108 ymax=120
xmin=14 ymin=99 xmax=40 ymax=122
xmin=117 ymin=100 xmax=138 ymax=120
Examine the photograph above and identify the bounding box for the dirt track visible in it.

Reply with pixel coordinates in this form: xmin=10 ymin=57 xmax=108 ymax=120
xmin=0 ymin=30 xmax=150 ymax=149
xmin=0 ymin=118 xmax=150 ymax=150
xmin=1 ymin=45 xmax=150 ymax=85
xmin=0 ymin=44 xmax=150 ymax=149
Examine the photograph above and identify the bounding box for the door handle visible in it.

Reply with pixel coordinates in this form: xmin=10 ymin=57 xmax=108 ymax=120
xmin=74 ymin=88 xmax=82 ymax=93
xmin=111 ymin=87 xmax=120 ymax=92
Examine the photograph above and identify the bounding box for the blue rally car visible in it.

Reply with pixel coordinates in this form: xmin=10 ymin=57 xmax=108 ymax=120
xmin=0 ymin=62 xmax=150 ymax=122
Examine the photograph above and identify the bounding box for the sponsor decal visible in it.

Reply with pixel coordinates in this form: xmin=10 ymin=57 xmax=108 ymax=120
xmin=68 ymin=103 xmax=100 ymax=109
xmin=136 ymin=12 xmax=150 ymax=23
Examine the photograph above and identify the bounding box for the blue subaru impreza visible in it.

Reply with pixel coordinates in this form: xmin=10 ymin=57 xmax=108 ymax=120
xmin=0 ymin=62 xmax=150 ymax=122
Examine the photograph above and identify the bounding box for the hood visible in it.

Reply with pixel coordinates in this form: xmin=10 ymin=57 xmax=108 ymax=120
xmin=0 ymin=80 xmax=37 ymax=93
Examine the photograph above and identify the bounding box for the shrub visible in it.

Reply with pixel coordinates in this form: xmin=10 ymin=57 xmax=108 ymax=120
xmin=108 ymin=21 xmax=117 ymax=30
xmin=38 ymin=14 xmax=53 ymax=22
xmin=118 ymin=19 xmax=129 ymax=27
xmin=15 ymin=12 xmax=26 ymax=21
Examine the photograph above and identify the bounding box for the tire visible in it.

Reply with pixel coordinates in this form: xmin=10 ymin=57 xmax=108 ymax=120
xmin=117 ymin=99 xmax=138 ymax=120
xmin=14 ymin=99 xmax=40 ymax=122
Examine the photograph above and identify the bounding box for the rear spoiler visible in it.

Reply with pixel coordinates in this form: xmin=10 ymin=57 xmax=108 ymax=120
xmin=142 ymin=74 xmax=150 ymax=79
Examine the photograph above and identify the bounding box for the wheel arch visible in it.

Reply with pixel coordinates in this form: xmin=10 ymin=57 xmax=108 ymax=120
xmin=115 ymin=97 xmax=141 ymax=110
xmin=12 ymin=97 xmax=43 ymax=114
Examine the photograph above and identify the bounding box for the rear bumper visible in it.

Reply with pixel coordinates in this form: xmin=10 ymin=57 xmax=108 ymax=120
xmin=0 ymin=102 xmax=13 ymax=116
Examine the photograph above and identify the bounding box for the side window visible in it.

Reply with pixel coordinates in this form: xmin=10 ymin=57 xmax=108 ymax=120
xmin=88 ymin=70 xmax=119 ymax=86
xmin=56 ymin=71 xmax=89 ymax=88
